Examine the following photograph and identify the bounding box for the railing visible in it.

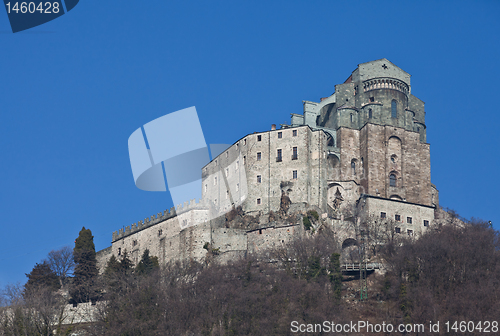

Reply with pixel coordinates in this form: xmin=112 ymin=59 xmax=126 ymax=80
xmin=341 ymin=263 xmax=381 ymax=271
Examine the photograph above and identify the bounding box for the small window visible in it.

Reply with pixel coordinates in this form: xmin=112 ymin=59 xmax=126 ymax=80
xmin=424 ymin=220 xmax=429 ymax=227
xmin=417 ymin=127 xmax=420 ymax=132
xmin=243 ymin=156 xmax=246 ymax=164
xmin=293 ymin=130 xmax=297 ymax=137
xmin=257 ymin=152 xmax=261 ymax=161
xmin=407 ymin=229 xmax=413 ymax=236
xmin=257 ymin=135 xmax=262 ymax=141
xmin=214 ymin=198 xmax=217 ymax=204
xmin=118 ymin=248 xmax=121 ymax=256
xmin=225 ymin=168 xmax=229 ymax=177
xmin=277 ymin=149 xmax=282 ymax=162
xmin=257 ymin=198 xmax=261 ymax=205
xmin=395 ymin=227 xmax=401 ymax=233
xmin=204 ymin=184 xmax=207 ymax=192
xmin=351 ymin=160 xmax=356 ymax=175
xmin=236 ymin=183 xmax=239 ymax=192
xmin=226 ymin=190 xmax=229 ymax=199
xmin=390 ymin=174 xmax=396 ymax=187
xmin=259 ymin=229 xmax=262 ymax=234
xmin=257 ymin=175 xmax=261 ymax=183
xmin=236 ymin=161 xmax=239 ymax=170
xmin=407 ymin=217 xmax=412 ymax=224
xmin=292 ymin=147 xmax=298 ymax=160
xmin=244 ymin=139 xmax=247 ymax=145
xmin=370 ymin=97 xmax=374 ymax=102
xmin=226 ymin=152 xmax=228 ymax=158
xmin=391 ymin=100 xmax=397 ymax=118
xmin=380 ymin=212 xmax=386 ymax=219
xmin=395 ymin=214 xmax=401 ymax=222
xmin=214 ymin=176 xmax=217 ymax=185
xmin=215 ymin=159 xmax=217 ymax=166
xmin=133 ymin=240 xmax=137 ymax=247
xmin=350 ymin=114 xmax=353 ymax=123
xmin=278 ymin=132 xmax=282 ymax=139
xmin=158 ymin=229 xmax=163 ymax=236
xmin=292 ymin=170 xmax=297 ymax=179
xmin=368 ymin=108 xmax=372 ymax=118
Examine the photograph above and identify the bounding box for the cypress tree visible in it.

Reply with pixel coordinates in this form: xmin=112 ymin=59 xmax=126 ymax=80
xmin=135 ymin=249 xmax=159 ymax=275
xmin=70 ymin=227 xmax=98 ymax=303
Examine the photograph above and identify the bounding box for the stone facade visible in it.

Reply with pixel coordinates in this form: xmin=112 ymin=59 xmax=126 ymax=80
xmin=97 ymin=59 xmax=443 ymax=270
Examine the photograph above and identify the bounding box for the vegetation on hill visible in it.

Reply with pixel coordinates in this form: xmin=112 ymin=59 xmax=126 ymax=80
xmin=1 ymin=216 xmax=499 ymax=335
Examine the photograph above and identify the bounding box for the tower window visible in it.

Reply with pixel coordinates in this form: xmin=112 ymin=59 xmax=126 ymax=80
xmin=278 ymin=132 xmax=282 ymax=138
xmin=244 ymin=139 xmax=247 ymax=145
xmin=368 ymin=108 xmax=372 ymax=118
xmin=424 ymin=220 xmax=429 ymax=227
xmin=214 ymin=176 xmax=217 ymax=185
xmin=292 ymin=147 xmax=298 ymax=160
xmin=380 ymin=212 xmax=386 ymax=218
xmin=276 ymin=149 xmax=282 ymax=162
xmin=407 ymin=217 xmax=412 ymax=224
xmin=225 ymin=168 xmax=229 ymax=177
xmin=204 ymin=184 xmax=207 ymax=192
xmin=292 ymin=170 xmax=297 ymax=179
xmin=226 ymin=190 xmax=229 ymax=199
xmin=389 ymin=173 xmax=396 ymax=187
xmin=257 ymin=152 xmax=261 ymax=161
xmin=257 ymin=198 xmax=261 ymax=205
xmin=293 ymin=130 xmax=297 ymax=137
xmin=395 ymin=214 xmax=401 ymax=221
xmin=257 ymin=175 xmax=261 ymax=183
xmin=391 ymin=100 xmax=398 ymax=118
xmin=350 ymin=114 xmax=353 ymax=123
xmin=370 ymin=97 xmax=374 ymax=102
xmin=236 ymin=183 xmax=239 ymax=192
xmin=257 ymin=135 xmax=262 ymax=141
xmin=351 ymin=160 xmax=356 ymax=175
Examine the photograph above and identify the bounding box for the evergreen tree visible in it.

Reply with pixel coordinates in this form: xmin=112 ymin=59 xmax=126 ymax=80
xmin=24 ymin=261 xmax=60 ymax=294
xmin=70 ymin=227 xmax=98 ymax=303
xmin=135 ymin=249 xmax=159 ymax=275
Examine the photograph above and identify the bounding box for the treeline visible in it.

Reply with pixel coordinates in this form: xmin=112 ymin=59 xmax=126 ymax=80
xmin=1 ymin=219 xmax=499 ymax=335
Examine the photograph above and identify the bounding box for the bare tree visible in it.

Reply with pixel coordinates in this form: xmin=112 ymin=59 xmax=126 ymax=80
xmin=45 ymin=246 xmax=75 ymax=286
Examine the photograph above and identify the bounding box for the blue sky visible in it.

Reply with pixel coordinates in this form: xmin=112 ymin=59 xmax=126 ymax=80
xmin=0 ymin=1 xmax=498 ymax=286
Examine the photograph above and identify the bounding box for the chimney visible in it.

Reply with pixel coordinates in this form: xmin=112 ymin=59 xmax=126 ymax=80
xmin=271 ymin=124 xmax=276 ymax=130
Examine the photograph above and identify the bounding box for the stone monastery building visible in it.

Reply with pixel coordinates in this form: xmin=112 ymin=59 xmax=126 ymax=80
xmin=97 ymin=59 xmax=440 ymax=269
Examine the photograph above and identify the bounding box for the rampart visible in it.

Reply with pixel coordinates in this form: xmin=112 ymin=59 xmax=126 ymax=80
xmin=112 ymin=198 xmax=205 ymax=242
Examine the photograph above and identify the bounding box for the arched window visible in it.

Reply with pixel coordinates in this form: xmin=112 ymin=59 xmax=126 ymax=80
xmin=351 ymin=160 xmax=356 ymax=175
xmin=389 ymin=173 xmax=396 ymax=187
xmin=361 ymin=158 xmax=364 ymax=175
xmin=391 ymin=100 xmax=397 ymax=118
xmin=368 ymin=108 xmax=372 ymax=118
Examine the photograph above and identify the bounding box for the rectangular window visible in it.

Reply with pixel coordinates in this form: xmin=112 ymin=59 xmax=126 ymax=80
xmin=235 ymin=160 xmax=239 ymax=170
xmin=214 ymin=176 xmax=217 ymax=185
xmin=292 ymin=170 xmax=297 ymax=179
xmin=424 ymin=220 xmax=429 ymax=227
xmin=257 ymin=152 xmax=261 ymax=161
xmin=244 ymin=139 xmax=247 ymax=145
xmin=395 ymin=214 xmax=401 ymax=221
xmin=292 ymin=147 xmax=298 ymax=160
xmin=226 ymin=190 xmax=229 ymax=199
xmin=395 ymin=227 xmax=401 ymax=233
xmin=243 ymin=156 xmax=246 ymax=164
xmin=277 ymin=149 xmax=282 ymax=162
xmin=380 ymin=212 xmax=386 ymax=219
xmin=257 ymin=198 xmax=261 ymax=205
xmin=225 ymin=168 xmax=229 ymax=177
xmin=293 ymin=130 xmax=297 ymax=137
xmin=257 ymin=175 xmax=261 ymax=183
xmin=370 ymin=97 xmax=374 ymax=102
xmin=278 ymin=132 xmax=282 ymax=138
xmin=158 ymin=229 xmax=162 ymax=236
xmin=204 ymin=184 xmax=207 ymax=192
xmin=407 ymin=229 xmax=413 ymax=236
xmin=236 ymin=183 xmax=239 ymax=192
xmin=257 ymin=135 xmax=262 ymax=141
xmin=407 ymin=217 xmax=412 ymax=224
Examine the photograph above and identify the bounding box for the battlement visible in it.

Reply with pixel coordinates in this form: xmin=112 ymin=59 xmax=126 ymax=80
xmin=111 ymin=199 xmax=205 ymax=242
